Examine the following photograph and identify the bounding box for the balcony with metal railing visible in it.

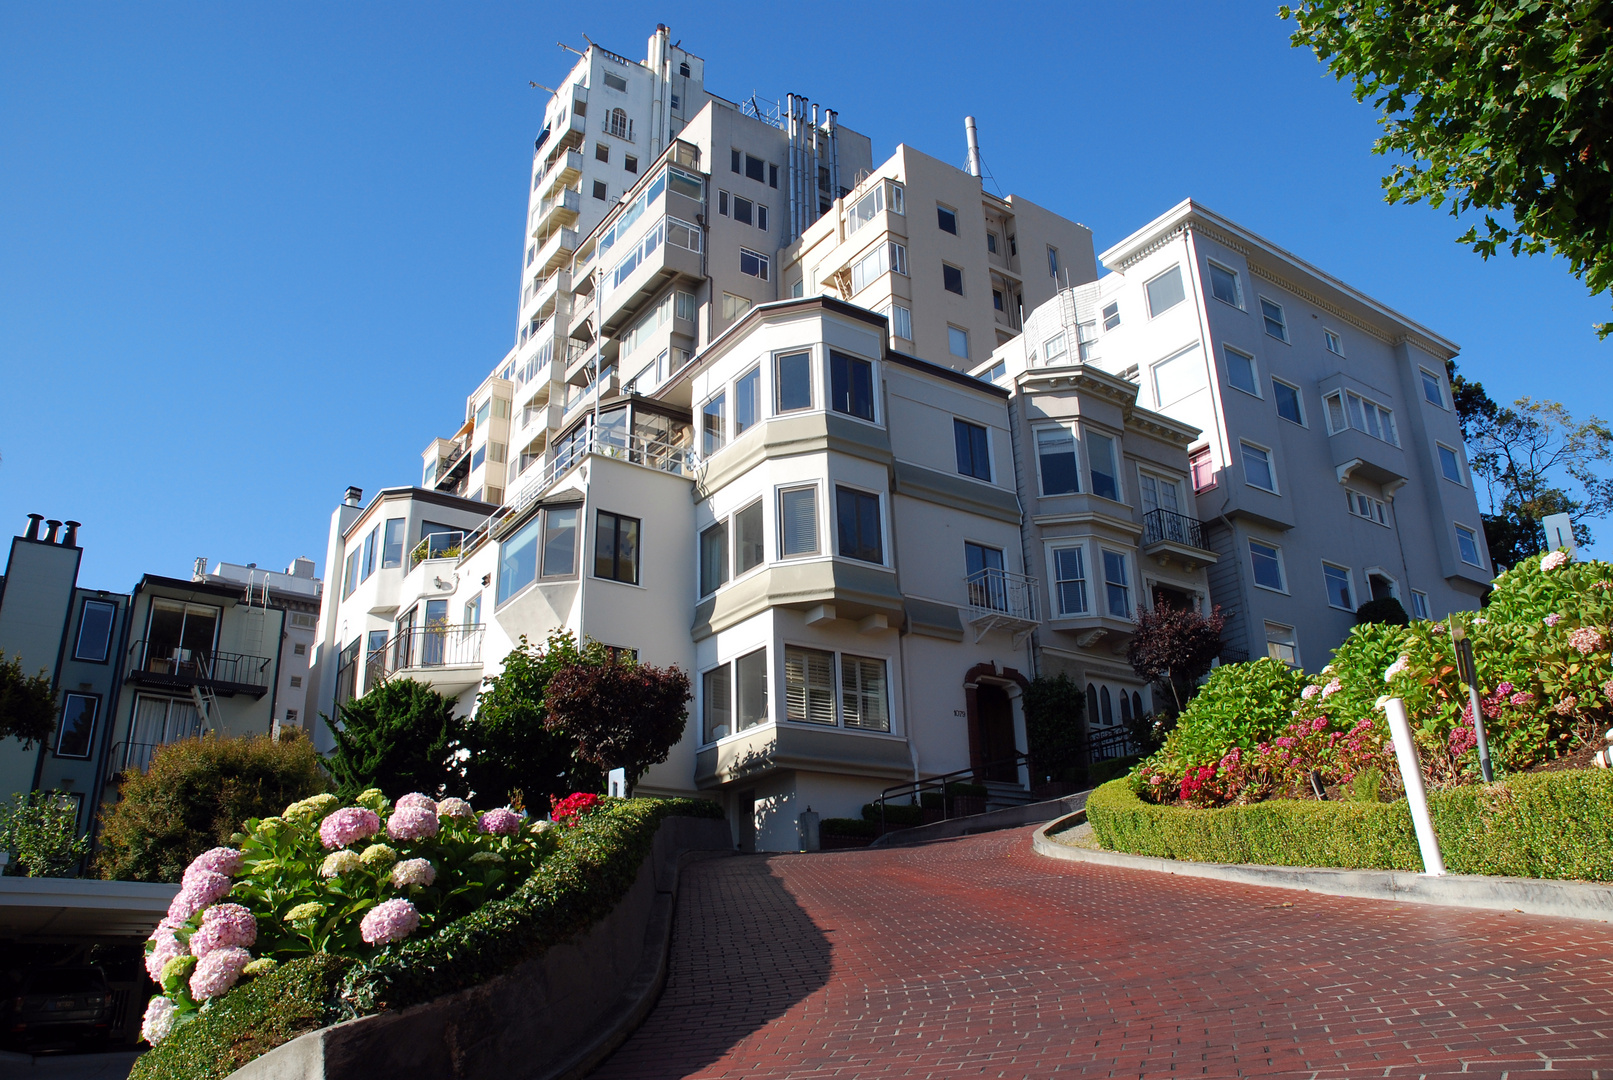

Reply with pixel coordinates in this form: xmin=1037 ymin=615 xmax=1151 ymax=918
xmin=1140 ymin=508 xmax=1216 ymax=567
xmin=531 ymin=187 xmax=581 ymax=239
xmin=370 ymin=624 xmax=485 ymax=696
xmin=964 ymin=568 xmax=1040 ymax=646
xmin=125 ymin=640 xmax=272 ymax=697
xmin=536 ymin=149 xmax=583 ymax=200
xmin=408 ymin=530 xmax=465 ymax=570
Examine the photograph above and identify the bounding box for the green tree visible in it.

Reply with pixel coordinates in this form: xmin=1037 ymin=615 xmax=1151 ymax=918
xmin=0 ymin=654 xmax=55 ymax=747
xmin=0 ymin=790 xmax=90 ymax=877
xmin=98 ymin=730 xmax=330 ymax=882
xmin=326 ymin=678 xmax=467 ymax=800
xmin=1445 ymin=358 xmax=1611 ymax=567
xmin=1282 ymin=1 xmax=1613 ymax=335
xmin=1021 ymin=674 xmax=1087 ymax=781
xmin=467 ymin=631 xmax=607 ymax=805
xmin=542 ymin=657 xmax=691 ymax=787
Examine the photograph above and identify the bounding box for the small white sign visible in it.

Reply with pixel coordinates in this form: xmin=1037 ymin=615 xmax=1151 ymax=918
xmin=607 ymin=768 xmax=626 ymax=798
xmin=1542 ymin=513 xmax=1578 ymax=560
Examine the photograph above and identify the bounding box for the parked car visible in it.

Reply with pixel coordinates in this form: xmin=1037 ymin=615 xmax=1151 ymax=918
xmin=1 ymin=966 xmax=114 ymax=1048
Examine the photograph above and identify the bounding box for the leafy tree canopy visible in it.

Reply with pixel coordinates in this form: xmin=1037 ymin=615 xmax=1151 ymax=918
xmin=1128 ymin=604 xmax=1226 ymax=715
xmin=0 ymin=654 xmax=55 ymax=747
xmin=326 ymin=678 xmax=466 ymax=800
xmin=1283 ymin=1 xmax=1613 ymax=335
xmin=543 ymin=657 xmax=691 ymax=787
xmin=1022 ymin=673 xmax=1087 ymax=779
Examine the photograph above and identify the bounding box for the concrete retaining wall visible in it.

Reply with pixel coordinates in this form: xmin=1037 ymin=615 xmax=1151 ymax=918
xmin=229 ymin=815 xmax=733 ymax=1080
xmin=1034 ymin=812 xmax=1613 ymax=923
xmin=869 ymin=791 xmax=1090 ymax=848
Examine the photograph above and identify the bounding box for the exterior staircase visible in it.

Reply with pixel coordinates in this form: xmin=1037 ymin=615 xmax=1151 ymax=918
xmin=984 ymin=780 xmax=1037 ymax=812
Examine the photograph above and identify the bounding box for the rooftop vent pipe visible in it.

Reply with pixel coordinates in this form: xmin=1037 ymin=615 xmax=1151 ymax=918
xmin=343 ymin=486 xmax=363 ymax=507
xmin=44 ymin=520 xmax=61 ymax=544
xmin=964 ymin=116 xmax=982 ymax=180
xmin=62 ymin=521 xmax=80 ymax=548
xmin=24 ymin=514 xmax=43 ymax=541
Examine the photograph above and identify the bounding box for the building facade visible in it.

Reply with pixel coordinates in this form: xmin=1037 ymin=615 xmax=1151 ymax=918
xmin=983 ymin=201 xmax=1492 ymax=668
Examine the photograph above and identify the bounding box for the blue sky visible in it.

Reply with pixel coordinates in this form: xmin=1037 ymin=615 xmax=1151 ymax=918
xmin=2 ymin=1 xmax=1609 ymax=593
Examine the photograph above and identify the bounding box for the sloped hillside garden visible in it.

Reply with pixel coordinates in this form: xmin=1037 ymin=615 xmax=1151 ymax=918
xmin=128 ymin=788 xmax=722 ymax=1080
xmin=1086 ymin=551 xmax=1613 ymax=879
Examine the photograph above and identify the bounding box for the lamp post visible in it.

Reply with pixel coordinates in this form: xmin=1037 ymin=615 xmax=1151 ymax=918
xmin=1450 ymin=618 xmax=1495 ymax=782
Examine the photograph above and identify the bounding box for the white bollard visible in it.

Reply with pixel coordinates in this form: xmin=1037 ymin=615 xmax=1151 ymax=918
xmin=1378 ymin=695 xmax=1446 ymax=876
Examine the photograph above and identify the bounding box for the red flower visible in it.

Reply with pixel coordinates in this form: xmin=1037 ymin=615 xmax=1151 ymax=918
xmin=550 ymin=791 xmax=602 ymax=824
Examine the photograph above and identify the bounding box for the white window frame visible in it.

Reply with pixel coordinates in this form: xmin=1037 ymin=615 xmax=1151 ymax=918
xmin=1265 ymin=621 xmax=1299 ymax=667
xmin=1049 ymin=542 xmax=1089 ymax=616
xmin=1322 ymin=561 xmax=1355 ymax=611
xmin=1455 ymin=523 xmax=1484 ymax=567
xmin=1034 ymin=424 xmax=1080 ymax=497
xmin=1420 ymin=367 xmax=1447 ymax=409
xmin=739 ymin=247 xmax=770 ymax=281
xmin=1206 ymin=260 xmax=1244 ymax=309
xmin=1101 ymin=548 xmax=1132 ymax=618
xmin=1085 ymin=428 xmax=1124 ymax=503
xmin=782 ymin=642 xmax=839 ymax=728
xmin=1259 ymin=296 xmax=1289 ymax=343
xmin=833 ymin=482 xmax=888 ymax=567
xmin=1345 ymin=489 xmax=1390 ymax=527
xmin=1240 ymin=440 xmax=1278 ymax=494
xmin=947 ymin=325 xmax=969 ymax=360
xmin=777 ymin=483 xmax=820 ymax=559
xmin=1323 ymin=328 xmax=1345 ymax=356
xmin=1410 ymin=590 xmax=1431 ymax=620
xmin=1144 ymin=264 xmax=1186 ymax=318
xmin=1223 ymin=345 xmax=1261 ymax=398
xmin=1249 ymin=538 xmax=1288 ymax=594
xmin=1271 ymin=377 xmax=1305 ymax=426
xmin=1436 ymin=442 xmax=1466 ymax=485
xmin=1322 ymin=388 xmax=1399 ymax=446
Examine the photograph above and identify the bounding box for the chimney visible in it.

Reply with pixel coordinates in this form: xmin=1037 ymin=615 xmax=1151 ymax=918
xmin=62 ymin=521 xmax=81 ymax=547
xmin=193 ymin=556 xmax=208 ymax=580
xmin=343 ymin=486 xmax=363 ymax=507
xmin=24 ymin=514 xmax=43 ymax=541
xmin=44 ymin=520 xmax=61 ymax=544
xmin=964 ymin=116 xmax=982 ymax=180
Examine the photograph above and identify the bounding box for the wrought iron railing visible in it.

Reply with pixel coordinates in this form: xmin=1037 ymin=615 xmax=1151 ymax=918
xmin=126 ymin=640 xmax=271 ymax=690
xmin=1142 ymin=508 xmax=1206 ymax=550
xmin=874 ymin=752 xmax=1031 ymax=831
xmin=1086 ymin=724 xmax=1138 ymax=762
xmin=965 ymin=568 xmax=1039 ymax=623
xmin=386 ymin=624 xmax=484 ymax=676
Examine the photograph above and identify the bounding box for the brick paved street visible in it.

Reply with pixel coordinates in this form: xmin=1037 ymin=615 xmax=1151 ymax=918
xmin=591 ymin=826 xmax=1613 ymax=1079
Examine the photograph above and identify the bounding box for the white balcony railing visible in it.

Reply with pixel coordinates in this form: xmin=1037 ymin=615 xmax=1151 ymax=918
xmin=964 ymin=568 xmax=1040 ymax=645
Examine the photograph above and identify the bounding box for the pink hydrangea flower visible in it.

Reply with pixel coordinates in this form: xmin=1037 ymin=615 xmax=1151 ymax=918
xmin=1496 ymin=681 xmax=1515 ymax=696
xmin=1570 ymin=627 xmax=1605 ymax=655
xmin=360 ymin=898 xmax=421 ymax=945
xmin=1555 ymin=694 xmax=1579 ymax=716
xmin=1310 ymin=716 xmax=1328 ymax=732
xmin=395 ymin=793 xmax=438 ymax=814
xmin=1541 ymin=550 xmax=1570 ymax=571
xmin=1321 ymin=678 xmax=1342 ymax=698
xmin=145 ymin=931 xmax=185 ymax=982
xmin=1301 ymin=684 xmax=1321 ymax=700
xmin=189 ymin=903 xmax=257 ymax=958
xmin=1544 ymin=613 xmax=1564 ymax=627
xmin=141 ymin=996 xmax=176 ymax=1045
xmin=167 ymin=873 xmax=231 ymax=923
xmin=186 ymin=847 xmax=244 ymax=878
xmin=387 ymin=805 xmax=440 ymax=842
xmin=389 ymin=858 xmax=436 ymax=888
xmin=1511 ymin=690 xmax=1534 ymax=707
xmin=1602 ymin=678 xmax=1613 ymax=702
xmin=1383 ymin=655 xmax=1411 ymax=681
xmin=478 ymin=808 xmax=521 ymax=836
xmin=319 ymin=807 xmax=381 ymax=849
xmin=189 ymin=946 xmax=251 ymax=1000
xmin=436 ymin=797 xmax=475 ymax=821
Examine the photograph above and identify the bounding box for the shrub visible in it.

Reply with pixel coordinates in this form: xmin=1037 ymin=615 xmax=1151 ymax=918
xmin=130 ymin=796 xmax=723 ymax=1080
xmin=862 ymin=803 xmax=925 ymax=827
xmin=1354 ymin=597 xmax=1410 ymax=626
xmin=98 ymin=732 xmax=331 ymax=883
xmin=0 ymin=790 xmax=90 ymax=876
xmin=0 ymin=654 xmax=55 ymax=746
xmin=820 ymin=817 xmax=876 ymax=838
xmin=1127 ymin=604 xmax=1226 ymax=714
xmin=1022 ymin=674 xmax=1086 ymax=778
xmin=543 ymin=657 xmax=691 ymax=786
xmin=1088 ymin=769 xmax=1613 ymax=880
xmin=1158 ymin=658 xmax=1304 ymax=774
xmin=326 ymin=678 xmax=467 ymax=801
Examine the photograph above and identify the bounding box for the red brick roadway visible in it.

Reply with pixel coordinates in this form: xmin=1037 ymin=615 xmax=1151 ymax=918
xmin=590 ymin=826 xmax=1613 ymax=1079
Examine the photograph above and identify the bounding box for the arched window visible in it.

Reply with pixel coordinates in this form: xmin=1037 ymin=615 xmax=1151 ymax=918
xmin=609 ymin=108 xmax=629 ymax=138
xmin=1119 ymin=693 xmax=1132 ymax=724
xmin=1087 ymin=683 xmax=1099 ymax=727
xmin=1132 ymin=691 xmax=1144 ymax=719
xmin=1100 ymin=686 xmax=1114 ymax=726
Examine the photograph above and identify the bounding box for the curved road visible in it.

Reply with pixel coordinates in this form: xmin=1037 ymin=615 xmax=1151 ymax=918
xmin=592 ymin=827 xmax=1613 ymax=1079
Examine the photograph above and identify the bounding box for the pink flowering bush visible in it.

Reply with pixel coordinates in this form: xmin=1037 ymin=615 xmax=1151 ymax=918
xmin=1132 ymin=551 xmax=1613 ymax=807
xmin=139 ymin=787 xmax=567 ymax=1046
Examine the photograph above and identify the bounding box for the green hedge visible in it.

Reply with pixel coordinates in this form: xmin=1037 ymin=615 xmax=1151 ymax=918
xmin=1086 ymin=769 xmax=1613 ymax=880
xmin=130 ymin=797 xmax=723 ymax=1080
xmin=821 ymin=817 xmax=876 ymax=838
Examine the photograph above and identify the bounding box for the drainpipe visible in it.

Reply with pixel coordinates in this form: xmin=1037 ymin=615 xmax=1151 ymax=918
xmin=881 ymin=373 xmax=920 ymax=786
xmin=810 ymin=104 xmax=821 ymax=225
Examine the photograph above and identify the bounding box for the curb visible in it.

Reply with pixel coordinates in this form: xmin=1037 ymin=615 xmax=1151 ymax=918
xmin=1032 ymin=812 xmax=1613 ymax=923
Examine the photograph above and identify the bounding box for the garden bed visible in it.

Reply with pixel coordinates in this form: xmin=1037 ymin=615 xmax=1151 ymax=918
xmin=129 ymin=796 xmax=723 ymax=1080
xmin=1085 ymin=770 xmax=1613 ymax=881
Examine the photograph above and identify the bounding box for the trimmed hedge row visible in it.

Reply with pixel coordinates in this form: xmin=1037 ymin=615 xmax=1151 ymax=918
xmin=131 ymin=797 xmax=724 ymax=1080
xmin=1086 ymin=769 xmax=1613 ymax=881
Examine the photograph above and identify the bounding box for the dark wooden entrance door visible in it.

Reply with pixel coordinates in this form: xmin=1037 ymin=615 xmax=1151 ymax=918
xmin=975 ymin=684 xmax=1019 ymax=783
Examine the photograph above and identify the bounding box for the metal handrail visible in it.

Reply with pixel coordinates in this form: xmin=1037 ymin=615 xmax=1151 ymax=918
xmin=358 ymin=624 xmax=485 ymax=694
xmin=125 ymin=640 xmax=271 ymax=689
xmin=965 ymin=567 xmax=1038 ymax=622
xmin=875 ymin=752 xmax=1031 ymax=832
xmin=1142 ymin=507 xmax=1206 ymax=550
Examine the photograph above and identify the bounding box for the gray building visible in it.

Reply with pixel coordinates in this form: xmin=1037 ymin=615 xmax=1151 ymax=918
xmin=986 ymin=200 xmax=1491 ymax=669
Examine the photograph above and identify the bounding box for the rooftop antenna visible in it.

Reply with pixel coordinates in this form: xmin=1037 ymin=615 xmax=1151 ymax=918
xmin=558 ymin=41 xmax=584 ymax=57
xmin=580 ymin=33 xmax=597 ymax=48
xmin=964 ymin=116 xmax=983 ymax=180
xmin=530 ymin=81 xmax=556 ymax=93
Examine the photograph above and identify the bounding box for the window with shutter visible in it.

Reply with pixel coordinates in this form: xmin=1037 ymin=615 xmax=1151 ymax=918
xmin=779 ymin=486 xmax=818 ymax=557
xmin=784 ymin=646 xmax=835 ymax=725
xmin=841 ymin=655 xmax=889 ymax=731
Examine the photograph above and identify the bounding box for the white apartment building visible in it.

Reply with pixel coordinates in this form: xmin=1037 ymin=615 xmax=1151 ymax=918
xmin=983 ymin=200 xmax=1492 ymax=668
